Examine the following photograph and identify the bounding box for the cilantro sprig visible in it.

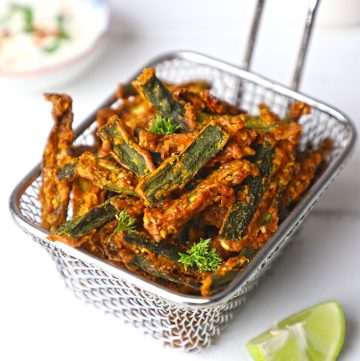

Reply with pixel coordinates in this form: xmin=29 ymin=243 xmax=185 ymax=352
xmin=9 ymin=3 xmax=34 ymax=32
xmin=178 ymin=238 xmax=222 ymax=272
xmin=147 ymin=115 xmax=181 ymax=135
xmin=112 ymin=211 xmax=136 ymax=235
xmin=43 ymin=15 xmax=70 ymax=53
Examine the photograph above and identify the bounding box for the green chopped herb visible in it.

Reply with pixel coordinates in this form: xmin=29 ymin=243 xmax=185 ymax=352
xmin=43 ymin=14 xmax=70 ymax=53
xmin=147 ymin=115 xmax=181 ymax=135
xmin=9 ymin=3 xmax=34 ymax=32
xmin=112 ymin=211 xmax=136 ymax=235
xmin=56 ymin=14 xmax=70 ymax=39
xmin=178 ymin=238 xmax=221 ymax=272
xmin=43 ymin=37 xmax=63 ymax=53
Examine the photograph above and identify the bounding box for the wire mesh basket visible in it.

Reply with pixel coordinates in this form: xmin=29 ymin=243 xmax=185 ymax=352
xmin=9 ymin=0 xmax=357 ymax=353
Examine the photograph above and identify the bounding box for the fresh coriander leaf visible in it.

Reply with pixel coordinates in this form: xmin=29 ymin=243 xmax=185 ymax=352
xmin=9 ymin=3 xmax=34 ymax=32
xmin=147 ymin=115 xmax=181 ymax=135
xmin=43 ymin=14 xmax=70 ymax=53
xmin=43 ymin=37 xmax=63 ymax=53
xmin=56 ymin=14 xmax=70 ymax=39
xmin=178 ymin=238 xmax=221 ymax=272
xmin=112 ymin=211 xmax=136 ymax=235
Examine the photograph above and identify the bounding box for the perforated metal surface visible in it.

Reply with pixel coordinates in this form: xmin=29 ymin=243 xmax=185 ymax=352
xmin=10 ymin=52 xmax=356 ymax=352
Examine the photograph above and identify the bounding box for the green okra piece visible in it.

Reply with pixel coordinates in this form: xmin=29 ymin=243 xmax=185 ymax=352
xmin=122 ymin=231 xmax=182 ymax=261
xmin=98 ymin=116 xmax=154 ymax=177
xmin=201 ymin=248 xmax=256 ymax=295
xmin=57 ymin=155 xmax=138 ymax=197
xmin=137 ymin=123 xmax=229 ymax=205
xmin=245 ymin=116 xmax=277 ymax=131
xmin=76 ymin=153 xmax=138 ymax=197
xmin=219 ymin=143 xmax=274 ymax=241
xmin=132 ymin=68 xmax=189 ymax=131
xmin=119 ymin=231 xmax=202 ymax=289
xmin=198 ymin=113 xmax=279 ymax=131
xmin=103 ymin=230 xmax=183 ymax=263
xmin=128 ymin=254 xmax=202 ymax=290
xmin=54 ymin=197 xmax=119 ymax=240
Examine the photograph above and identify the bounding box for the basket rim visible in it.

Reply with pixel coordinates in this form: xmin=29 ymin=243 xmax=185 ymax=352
xmin=9 ymin=50 xmax=358 ymax=308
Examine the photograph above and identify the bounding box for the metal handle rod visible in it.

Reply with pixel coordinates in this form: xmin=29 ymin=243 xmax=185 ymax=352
xmin=243 ymin=0 xmax=322 ymax=91
xmin=291 ymin=0 xmax=321 ymax=90
xmin=243 ymin=0 xmax=266 ymax=71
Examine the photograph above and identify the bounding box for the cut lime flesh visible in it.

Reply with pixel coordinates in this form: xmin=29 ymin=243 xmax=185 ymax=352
xmin=246 ymin=301 xmax=345 ymax=361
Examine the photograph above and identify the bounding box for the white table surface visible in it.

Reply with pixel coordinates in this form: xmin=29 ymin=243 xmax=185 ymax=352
xmin=1 ymin=1 xmax=359 ymax=360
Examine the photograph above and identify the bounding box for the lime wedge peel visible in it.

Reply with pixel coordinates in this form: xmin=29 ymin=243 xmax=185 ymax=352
xmin=246 ymin=301 xmax=345 ymax=361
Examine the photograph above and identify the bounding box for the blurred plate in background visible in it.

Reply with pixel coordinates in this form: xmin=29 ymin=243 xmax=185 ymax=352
xmin=0 ymin=0 xmax=111 ymax=90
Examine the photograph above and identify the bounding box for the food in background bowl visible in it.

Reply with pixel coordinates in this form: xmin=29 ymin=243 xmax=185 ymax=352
xmin=0 ymin=0 xmax=110 ymax=88
xmin=38 ymin=68 xmax=332 ymax=296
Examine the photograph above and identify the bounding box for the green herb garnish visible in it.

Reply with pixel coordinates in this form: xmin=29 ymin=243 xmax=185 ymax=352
xmin=147 ymin=116 xmax=181 ymax=135
xmin=56 ymin=14 xmax=70 ymax=38
xmin=112 ymin=211 xmax=136 ymax=235
xmin=178 ymin=238 xmax=221 ymax=272
xmin=43 ymin=15 xmax=70 ymax=53
xmin=9 ymin=3 xmax=34 ymax=32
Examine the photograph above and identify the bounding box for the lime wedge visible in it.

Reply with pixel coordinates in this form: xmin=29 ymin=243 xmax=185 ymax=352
xmin=246 ymin=301 xmax=345 ymax=361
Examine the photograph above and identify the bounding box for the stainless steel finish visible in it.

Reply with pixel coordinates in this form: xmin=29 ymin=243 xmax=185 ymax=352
xmin=243 ymin=0 xmax=321 ymax=91
xmin=9 ymin=50 xmax=356 ymax=351
xmin=243 ymin=0 xmax=266 ymax=70
xmin=292 ymin=0 xmax=322 ymax=90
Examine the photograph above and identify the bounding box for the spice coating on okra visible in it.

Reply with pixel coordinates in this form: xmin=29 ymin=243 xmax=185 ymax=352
xmin=36 ymin=67 xmax=332 ymax=296
xmin=137 ymin=123 xmax=230 ymax=206
xmin=39 ymin=93 xmax=74 ymax=231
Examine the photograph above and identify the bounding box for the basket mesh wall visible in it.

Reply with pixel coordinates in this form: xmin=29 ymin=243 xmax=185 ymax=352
xmin=14 ymin=56 xmax=352 ymax=352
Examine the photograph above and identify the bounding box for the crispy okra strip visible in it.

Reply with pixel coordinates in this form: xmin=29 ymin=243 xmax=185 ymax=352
xmin=207 ymin=129 xmax=257 ymax=167
xmin=200 ymin=90 xmax=245 ymax=115
xmin=219 ymin=143 xmax=274 ymax=249
xmin=132 ymin=67 xmax=190 ymax=131
xmin=287 ymin=101 xmax=312 ymax=123
xmin=200 ymin=248 xmax=256 ymax=296
xmin=98 ymin=116 xmax=155 ymax=177
xmin=137 ymin=122 xmax=230 ymax=205
xmin=279 ymin=138 xmax=332 ymax=210
xmin=127 ymin=254 xmax=202 ymax=290
xmin=76 ymin=152 xmax=138 ymax=196
xmin=138 ymin=129 xmax=198 ymax=160
xmin=106 ymin=229 xmax=185 ymax=264
xmin=119 ymin=230 xmax=183 ymax=261
xmin=110 ymin=231 xmax=203 ymax=289
xmin=57 ymin=153 xmax=138 ymax=196
xmin=39 ymin=93 xmax=74 ymax=231
xmin=118 ymin=249 xmax=202 ymax=290
xmin=48 ymin=196 xmax=143 ymax=242
xmin=144 ymin=159 xmax=258 ymax=241
xmin=243 ymin=183 xmax=279 ymax=250
xmin=57 ymin=162 xmax=76 ymax=181
xmin=81 ymin=221 xmax=117 ymax=259
xmin=167 ymin=80 xmax=210 ymax=93
xmin=50 ymin=198 xmax=118 ymax=241
xmin=71 ymin=177 xmax=105 ymax=218
xmin=201 ymin=103 xmax=295 ymax=132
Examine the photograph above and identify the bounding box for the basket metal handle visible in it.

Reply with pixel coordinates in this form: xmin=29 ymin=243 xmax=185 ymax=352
xmin=244 ymin=0 xmax=321 ymax=91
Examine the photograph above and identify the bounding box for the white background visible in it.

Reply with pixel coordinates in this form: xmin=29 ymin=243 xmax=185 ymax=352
xmin=1 ymin=0 xmax=360 ymax=360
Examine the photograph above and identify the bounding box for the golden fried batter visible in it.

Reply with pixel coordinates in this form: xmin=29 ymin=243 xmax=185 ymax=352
xmin=39 ymin=93 xmax=74 ymax=231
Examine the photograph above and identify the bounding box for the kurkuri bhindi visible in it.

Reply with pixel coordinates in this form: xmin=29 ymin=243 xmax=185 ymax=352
xmin=39 ymin=67 xmax=332 ymax=296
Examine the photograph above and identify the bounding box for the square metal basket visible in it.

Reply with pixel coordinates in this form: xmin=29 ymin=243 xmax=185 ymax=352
xmin=9 ymin=1 xmax=357 ymax=352
xmin=9 ymin=50 xmax=356 ymax=351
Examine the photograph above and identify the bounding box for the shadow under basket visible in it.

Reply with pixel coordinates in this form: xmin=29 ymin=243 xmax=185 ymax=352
xmin=10 ymin=52 xmax=356 ymax=352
